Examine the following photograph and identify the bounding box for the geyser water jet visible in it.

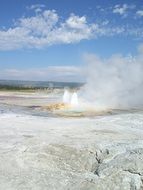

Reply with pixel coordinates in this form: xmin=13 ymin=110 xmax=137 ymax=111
xmin=63 ymin=89 xmax=71 ymax=104
xmin=62 ymin=90 xmax=79 ymax=108
xmin=70 ymin=92 xmax=79 ymax=107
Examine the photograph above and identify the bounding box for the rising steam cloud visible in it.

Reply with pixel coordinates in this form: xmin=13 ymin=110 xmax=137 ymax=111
xmin=81 ymin=44 xmax=143 ymax=109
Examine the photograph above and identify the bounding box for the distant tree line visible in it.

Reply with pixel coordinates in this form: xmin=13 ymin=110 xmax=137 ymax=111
xmin=0 ymin=85 xmax=37 ymax=90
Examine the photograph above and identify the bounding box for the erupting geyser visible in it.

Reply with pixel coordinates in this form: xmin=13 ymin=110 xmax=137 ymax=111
xmin=70 ymin=92 xmax=79 ymax=107
xmin=62 ymin=90 xmax=79 ymax=107
xmin=63 ymin=90 xmax=71 ymax=104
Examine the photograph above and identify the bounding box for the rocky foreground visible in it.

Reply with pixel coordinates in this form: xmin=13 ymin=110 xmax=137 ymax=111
xmin=0 ymin=111 xmax=143 ymax=190
xmin=0 ymin=91 xmax=143 ymax=190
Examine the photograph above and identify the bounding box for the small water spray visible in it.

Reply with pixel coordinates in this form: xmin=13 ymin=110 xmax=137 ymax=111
xmin=63 ymin=89 xmax=79 ymax=108
xmin=63 ymin=89 xmax=71 ymax=104
xmin=71 ymin=92 xmax=79 ymax=107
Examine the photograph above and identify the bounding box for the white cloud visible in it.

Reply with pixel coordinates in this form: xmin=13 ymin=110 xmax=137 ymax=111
xmin=113 ymin=4 xmax=128 ymax=16
xmin=19 ymin=10 xmax=59 ymax=36
xmin=0 ymin=10 xmax=99 ymax=50
xmin=66 ymin=14 xmax=87 ymax=29
xmin=30 ymin=4 xmax=45 ymax=9
xmin=136 ymin=10 xmax=143 ymax=17
xmin=0 ymin=7 xmax=142 ymax=51
xmin=0 ymin=66 xmax=83 ymax=82
xmin=27 ymin=4 xmax=46 ymax=13
xmin=112 ymin=4 xmax=136 ymax=17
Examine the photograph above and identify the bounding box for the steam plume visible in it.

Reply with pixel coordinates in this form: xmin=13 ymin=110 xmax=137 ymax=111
xmin=81 ymin=44 xmax=143 ymax=109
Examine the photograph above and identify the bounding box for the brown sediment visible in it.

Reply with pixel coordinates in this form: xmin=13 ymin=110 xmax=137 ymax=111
xmin=39 ymin=103 xmax=113 ymax=118
xmin=55 ymin=110 xmax=113 ymax=118
xmin=36 ymin=102 xmax=113 ymax=118
xmin=41 ymin=103 xmax=70 ymax=111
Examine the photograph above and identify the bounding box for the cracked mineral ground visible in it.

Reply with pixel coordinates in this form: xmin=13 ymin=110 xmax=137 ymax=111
xmin=0 ymin=90 xmax=143 ymax=190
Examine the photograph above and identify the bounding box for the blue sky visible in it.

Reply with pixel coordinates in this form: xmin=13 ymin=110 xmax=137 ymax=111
xmin=0 ymin=0 xmax=143 ymax=81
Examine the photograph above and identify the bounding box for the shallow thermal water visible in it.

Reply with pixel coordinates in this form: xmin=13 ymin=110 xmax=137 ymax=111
xmin=0 ymin=91 xmax=143 ymax=190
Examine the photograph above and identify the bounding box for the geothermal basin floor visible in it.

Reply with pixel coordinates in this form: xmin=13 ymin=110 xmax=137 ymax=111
xmin=0 ymin=91 xmax=143 ymax=190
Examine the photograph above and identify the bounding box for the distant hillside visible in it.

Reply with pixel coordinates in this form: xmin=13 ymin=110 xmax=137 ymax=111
xmin=0 ymin=80 xmax=84 ymax=89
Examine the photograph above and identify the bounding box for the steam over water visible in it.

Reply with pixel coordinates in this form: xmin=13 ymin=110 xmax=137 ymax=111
xmin=81 ymin=45 xmax=143 ymax=110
